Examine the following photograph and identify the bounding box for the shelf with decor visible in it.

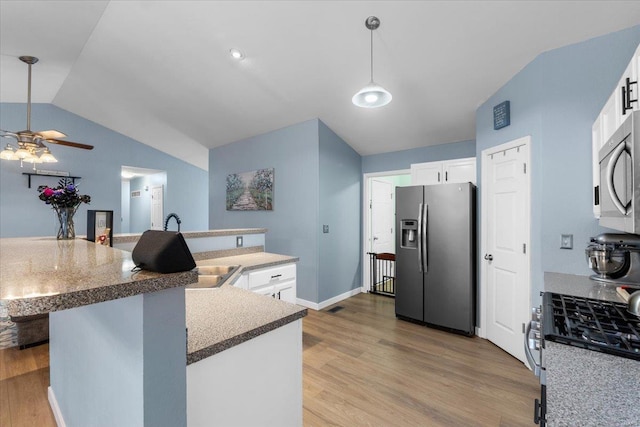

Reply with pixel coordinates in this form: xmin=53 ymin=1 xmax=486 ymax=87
xmin=22 ymin=172 xmax=81 ymax=188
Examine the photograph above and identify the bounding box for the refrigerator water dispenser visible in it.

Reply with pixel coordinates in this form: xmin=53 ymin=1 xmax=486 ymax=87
xmin=401 ymin=220 xmax=418 ymax=249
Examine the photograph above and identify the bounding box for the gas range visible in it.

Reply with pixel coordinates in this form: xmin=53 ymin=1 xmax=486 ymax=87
xmin=542 ymin=292 xmax=640 ymax=360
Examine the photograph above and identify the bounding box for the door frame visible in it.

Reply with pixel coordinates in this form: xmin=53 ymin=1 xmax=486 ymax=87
xmin=479 ymin=136 xmax=532 ymax=339
xmin=362 ymin=169 xmax=410 ymax=292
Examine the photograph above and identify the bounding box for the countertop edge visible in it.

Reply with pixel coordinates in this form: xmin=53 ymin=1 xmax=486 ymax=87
xmin=186 ymin=308 xmax=307 ymax=365
xmin=113 ymin=228 xmax=268 ymax=244
xmin=7 ymin=270 xmax=199 ymax=318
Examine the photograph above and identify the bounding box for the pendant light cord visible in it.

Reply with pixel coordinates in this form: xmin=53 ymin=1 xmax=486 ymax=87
xmin=370 ymin=29 xmax=374 ymax=82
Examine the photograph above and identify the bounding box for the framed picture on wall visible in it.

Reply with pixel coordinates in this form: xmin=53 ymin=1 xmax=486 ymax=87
xmin=226 ymin=168 xmax=274 ymax=211
xmin=87 ymin=210 xmax=114 ymax=246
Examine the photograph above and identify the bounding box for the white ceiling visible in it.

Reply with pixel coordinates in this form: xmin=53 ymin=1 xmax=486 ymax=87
xmin=1 ymin=1 xmax=640 ymax=171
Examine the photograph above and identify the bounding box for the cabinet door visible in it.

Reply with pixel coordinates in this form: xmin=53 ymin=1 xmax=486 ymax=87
xmin=443 ymin=157 xmax=476 ymax=184
xmin=254 ymin=285 xmax=276 ymax=298
xmin=234 ymin=274 xmax=249 ymax=290
xmin=274 ymin=280 xmax=296 ymax=304
xmin=411 ymin=162 xmax=442 ymax=185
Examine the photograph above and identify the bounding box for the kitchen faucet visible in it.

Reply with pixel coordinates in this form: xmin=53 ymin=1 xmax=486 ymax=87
xmin=163 ymin=213 xmax=181 ymax=232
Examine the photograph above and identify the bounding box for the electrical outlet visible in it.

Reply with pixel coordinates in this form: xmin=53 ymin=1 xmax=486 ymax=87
xmin=560 ymin=234 xmax=573 ymax=249
xmin=323 ymin=225 xmax=329 ymax=233
xmin=236 ymin=236 xmax=243 ymax=247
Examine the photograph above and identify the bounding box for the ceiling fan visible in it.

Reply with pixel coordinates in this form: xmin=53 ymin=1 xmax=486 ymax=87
xmin=0 ymin=55 xmax=93 ymax=168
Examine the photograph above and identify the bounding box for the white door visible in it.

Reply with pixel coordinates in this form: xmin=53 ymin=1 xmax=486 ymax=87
xmin=370 ymin=179 xmax=394 ymax=254
xmin=151 ymin=186 xmax=164 ymax=230
xmin=482 ymin=137 xmax=530 ymax=363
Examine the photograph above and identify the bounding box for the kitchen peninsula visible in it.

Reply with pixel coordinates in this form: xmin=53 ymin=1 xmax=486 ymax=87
xmin=0 ymin=235 xmax=306 ymax=427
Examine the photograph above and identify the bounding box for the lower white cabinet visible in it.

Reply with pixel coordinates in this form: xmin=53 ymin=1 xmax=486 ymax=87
xmin=232 ymin=273 xmax=248 ymax=290
xmin=243 ymin=263 xmax=297 ymax=303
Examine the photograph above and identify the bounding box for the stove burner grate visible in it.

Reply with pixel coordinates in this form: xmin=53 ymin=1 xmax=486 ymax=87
xmin=544 ymin=293 xmax=640 ymax=360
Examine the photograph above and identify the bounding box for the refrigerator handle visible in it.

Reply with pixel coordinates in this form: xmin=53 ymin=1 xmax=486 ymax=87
xmin=417 ymin=203 xmax=424 ymax=273
xmin=423 ymin=204 xmax=428 ymax=272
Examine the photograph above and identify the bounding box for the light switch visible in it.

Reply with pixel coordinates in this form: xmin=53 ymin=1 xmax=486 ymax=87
xmin=236 ymin=236 xmax=243 ymax=247
xmin=560 ymin=234 xmax=573 ymax=249
xmin=323 ymin=225 xmax=329 ymax=233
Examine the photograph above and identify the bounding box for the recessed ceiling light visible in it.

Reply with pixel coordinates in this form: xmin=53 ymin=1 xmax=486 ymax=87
xmin=229 ymin=48 xmax=245 ymax=60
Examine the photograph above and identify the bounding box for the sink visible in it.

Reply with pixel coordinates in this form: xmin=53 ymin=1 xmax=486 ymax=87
xmin=186 ymin=265 xmax=239 ymax=289
xmin=196 ymin=265 xmax=239 ymax=276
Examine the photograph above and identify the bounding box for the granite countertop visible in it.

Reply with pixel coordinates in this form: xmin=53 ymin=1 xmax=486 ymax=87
xmin=196 ymin=252 xmax=299 ymax=273
xmin=113 ymin=228 xmax=268 ymax=244
xmin=185 ymin=285 xmax=307 ymax=364
xmin=544 ymin=272 xmax=636 ymax=303
xmin=185 ymin=251 xmax=304 ymax=364
xmin=0 ymin=237 xmax=198 ymax=317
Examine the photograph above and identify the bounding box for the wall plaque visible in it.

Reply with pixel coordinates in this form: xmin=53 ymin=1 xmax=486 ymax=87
xmin=493 ymin=100 xmax=510 ymax=130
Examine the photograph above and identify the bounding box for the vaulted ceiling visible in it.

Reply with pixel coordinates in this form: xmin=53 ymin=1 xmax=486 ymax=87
xmin=2 ymin=1 xmax=639 ymax=170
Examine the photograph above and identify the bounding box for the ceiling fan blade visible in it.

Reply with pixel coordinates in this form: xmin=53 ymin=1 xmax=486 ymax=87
xmin=36 ymin=130 xmax=67 ymax=139
xmin=46 ymin=139 xmax=94 ymax=150
xmin=0 ymin=129 xmax=18 ymax=138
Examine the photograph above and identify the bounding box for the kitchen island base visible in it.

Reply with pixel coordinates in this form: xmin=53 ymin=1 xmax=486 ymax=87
xmin=48 ymin=286 xmax=187 ymax=427
xmin=187 ymin=319 xmax=302 ymax=427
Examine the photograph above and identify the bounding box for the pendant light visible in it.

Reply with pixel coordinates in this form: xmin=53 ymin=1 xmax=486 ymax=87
xmin=352 ymin=16 xmax=392 ymax=108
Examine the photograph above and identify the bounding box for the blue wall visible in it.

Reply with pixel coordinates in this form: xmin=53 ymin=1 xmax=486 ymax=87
xmin=209 ymin=119 xmax=320 ymax=302
xmin=362 ymin=139 xmax=476 ymax=173
xmin=209 ymin=119 xmax=363 ymax=305
xmin=318 ymin=121 xmax=362 ymax=302
xmin=476 ymin=25 xmax=640 ymax=303
xmin=0 ymin=103 xmax=208 ymax=237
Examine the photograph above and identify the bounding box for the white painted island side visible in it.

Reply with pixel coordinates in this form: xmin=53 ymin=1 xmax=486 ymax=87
xmin=185 ymin=285 xmax=306 ymax=426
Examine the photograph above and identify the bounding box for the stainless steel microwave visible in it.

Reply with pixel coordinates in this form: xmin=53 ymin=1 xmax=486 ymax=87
xmin=598 ymin=110 xmax=640 ymax=234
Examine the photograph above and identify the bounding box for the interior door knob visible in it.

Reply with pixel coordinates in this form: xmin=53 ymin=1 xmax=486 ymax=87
xmin=373 ymin=236 xmax=379 ymax=240
xmin=484 ymin=254 xmax=493 ymax=261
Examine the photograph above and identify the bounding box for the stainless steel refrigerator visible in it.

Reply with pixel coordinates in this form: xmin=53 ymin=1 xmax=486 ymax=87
xmin=395 ymin=183 xmax=476 ymax=335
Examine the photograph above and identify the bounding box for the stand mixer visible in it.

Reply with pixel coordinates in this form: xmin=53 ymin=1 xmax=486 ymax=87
xmin=585 ymin=233 xmax=640 ymax=286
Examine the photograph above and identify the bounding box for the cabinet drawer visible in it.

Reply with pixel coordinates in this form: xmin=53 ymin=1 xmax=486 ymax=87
xmin=248 ymin=264 xmax=296 ymax=289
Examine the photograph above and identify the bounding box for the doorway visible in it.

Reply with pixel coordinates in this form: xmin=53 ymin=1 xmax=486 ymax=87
xmin=480 ymin=137 xmax=531 ymax=364
xmin=362 ymin=170 xmax=411 ymax=292
xmin=121 ymin=166 xmax=166 ymax=233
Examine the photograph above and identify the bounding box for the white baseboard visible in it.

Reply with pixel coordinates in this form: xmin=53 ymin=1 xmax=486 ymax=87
xmin=296 ymin=287 xmax=362 ymax=311
xmin=48 ymin=386 xmax=66 ymax=427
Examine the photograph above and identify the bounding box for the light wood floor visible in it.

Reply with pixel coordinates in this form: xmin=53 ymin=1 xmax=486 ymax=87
xmin=0 ymin=293 xmax=539 ymax=426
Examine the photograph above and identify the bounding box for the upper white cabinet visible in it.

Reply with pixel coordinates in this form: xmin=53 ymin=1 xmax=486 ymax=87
xmin=593 ymin=43 xmax=640 ymax=217
xmin=411 ymin=157 xmax=476 ymax=185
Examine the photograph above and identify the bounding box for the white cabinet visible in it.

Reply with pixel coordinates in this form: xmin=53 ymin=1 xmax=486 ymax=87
xmin=593 ymin=43 xmax=640 ymax=217
xmin=411 ymin=157 xmax=476 ymax=185
xmin=232 ymin=273 xmax=248 ymax=290
xmin=274 ymin=280 xmax=296 ymax=304
xmin=244 ymin=263 xmax=297 ymax=303
xmin=411 ymin=162 xmax=443 ymax=185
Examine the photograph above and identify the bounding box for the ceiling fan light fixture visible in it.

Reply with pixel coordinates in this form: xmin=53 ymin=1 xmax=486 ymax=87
xmin=352 ymin=16 xmax=392 ymax=109
xmin=24 ymin=155 xmax=42 ymax=164
xmin=40 ymin=148 xmax=57 ymax=163
xmin=0 ymin=144 xmax=17 ymax=160
xmin=1 ymin=55 xmax=94 ymax=167
xmin=14 ymin=147 xmax=32 ymax=160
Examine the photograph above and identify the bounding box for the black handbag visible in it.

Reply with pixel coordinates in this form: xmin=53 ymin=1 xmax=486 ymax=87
xmin=131 ymin=230 xmax=196 ymax=273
